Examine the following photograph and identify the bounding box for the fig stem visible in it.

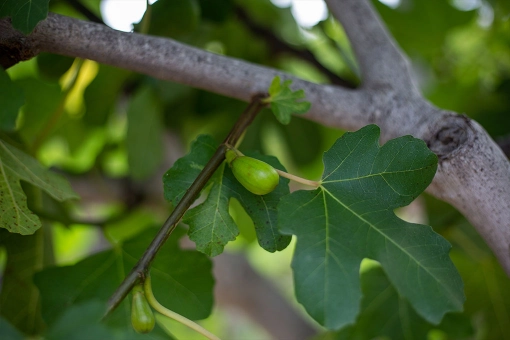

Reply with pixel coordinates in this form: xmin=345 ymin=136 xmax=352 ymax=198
xmin=274 ymin=169 xmax=320 ymax=188
xmin=226 ymin=146 xmax=321 ymax=188
xmin=144 ymin=276 xmax=221 ymax=340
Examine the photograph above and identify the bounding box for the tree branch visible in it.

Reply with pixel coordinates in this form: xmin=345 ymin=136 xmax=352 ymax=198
xmin=104 ymin=95 xmax=267 ymax=317
xmin=0 ymin=14 xmax=363 ymax=130
xmin=324 ymin=0 xmax=415 ymax=91
xmin=1 ymin=2 xmax=510 ymax=276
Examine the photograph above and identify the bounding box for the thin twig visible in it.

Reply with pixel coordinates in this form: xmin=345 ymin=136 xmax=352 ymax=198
xmin=234 ymin=5 xmax=355 ymax=89
xmin=324 ymin=0 xmax=414 ymax=89
xmin=64 ymin=0 xmax=104 ymax=24
xmin=103 ymin=94 xmax=268 ymax=318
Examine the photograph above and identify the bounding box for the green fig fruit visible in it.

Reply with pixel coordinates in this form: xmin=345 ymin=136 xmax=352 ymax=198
xmin=226 ymin=150 xmax=279 ymax=195
xmin=131 ymin=284 xmax=155 ymax=334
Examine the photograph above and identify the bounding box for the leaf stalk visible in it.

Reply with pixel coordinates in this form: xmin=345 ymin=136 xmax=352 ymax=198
xmin=144 ymin=276 xmax=221 ymax=340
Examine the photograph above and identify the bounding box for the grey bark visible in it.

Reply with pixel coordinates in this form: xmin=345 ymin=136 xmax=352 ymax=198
xmin=1 ymin=1 xmax=509 ymax=275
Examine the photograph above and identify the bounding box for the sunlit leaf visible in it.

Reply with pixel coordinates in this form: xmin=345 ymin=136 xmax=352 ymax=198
xmin=264 ymin=76 xmax=311 ymax=125
xmin=163 ymin=135 xmax=291 ymax=256
xmin=278 ymin=125 xmax=464 ymax=329
xmin=0 ymin=140 xmax=79 ymax=234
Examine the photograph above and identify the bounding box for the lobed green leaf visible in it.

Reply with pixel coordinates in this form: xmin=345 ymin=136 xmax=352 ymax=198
xmin=278 ymin=124 xmax=464 ymax=329
xmin=163 ymin=135 xmax=291 ymax=256
xmin=265 ymin=76 xmax=311 ymax=125
xmin=0 ymin=140 xmax=79 ymax=234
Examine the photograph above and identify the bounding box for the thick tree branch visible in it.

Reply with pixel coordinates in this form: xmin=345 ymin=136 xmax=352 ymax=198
xmin=1 ymin=2 xmax=510 ymax=276
xmin=325 ymin=0 xmax=415 ymax=91
xmin=0 ymin=14 xmax=364 ymax=129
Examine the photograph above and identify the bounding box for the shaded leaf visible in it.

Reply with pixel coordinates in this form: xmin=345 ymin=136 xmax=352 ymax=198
xmin=0 ymin=68 xmax=24 ymax=131
xmin=0 ymin=317 xmax=25 ymax=340
xmin=373 ymin=0 xmax=475 ymax=59
xmin=15 ymin=78 xmax=62 ymax=145
xmin=0 ymin=229 xmax=45 ymax=335
xmin=139 ymin=0 xmax=200 ymax=38
xmin=0 ymin=140 xmax=79 ymax=234
xmin=37 ymin=53 xmax=75 ymax=81
xmin=198 ymin=0 xmax=232 ymax=23
xmin=163 ymin=135 xmax=291 ymax=255
xmin=0 ymin=0 xmax=50 ymax=34
xmin=44 ymin=300 xmax=170 ymax=340
xmin=34 ymin=227 xmax=214 ymax=327
xmin=318 ymin=262 xmax=472 ymax=339
xmin=278 ymin=125 xmax=464 ymax=329
xmin=126 ymin=86 xmax=163 ymax=180
xmin=83 ymin=64 xmax=130 ymax=126
xmin=264 ymin=76 xmax=311 ymax=125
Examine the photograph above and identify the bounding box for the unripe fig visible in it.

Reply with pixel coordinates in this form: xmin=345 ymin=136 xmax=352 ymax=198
xmin=226 ymin=150 xmax=279 ymax=195
xmin=131 ymin=284 xmax=155 ymax=334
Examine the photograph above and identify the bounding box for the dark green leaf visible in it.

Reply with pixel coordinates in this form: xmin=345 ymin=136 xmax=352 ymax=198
xmin=163 ymin=135 xmax=291 ymax=255
xmin=319 ymin=263 xmax=472 ymax=339
xmin=36 ymin=53 xmax=75 ymax=81
xmin=198 ymin=0 xmax=232 ymax=23
xmin=83 ymin=64 xmax=130 ymax=126
xmin=45 ymin=301 xmax=113 ymax=340
xmin=15 ymin=78 xmax=62 ymax=145
xmin=448 ymin=224 xmax=510 ymax=340
xmin=44 ymin=300 xmax=170 ymax=340
xmin=126 ymin=86 xmax=164 ymax=180
xmin=265 ymin=76 xmax=311 ymax=125
xmin=34 ymin=227 xmax=214 ymax=326
xmin=140 ymin=0 xmax=200 ymax=38
xmin=0 ymin=140 xmax=79 ymax=234
xmin=0 ymin=68 xmax=24 ymax=131
xmin=0 ymin=230 xmax=45 ymax=335
xmin=278 ymin=125 xmax=464 ymax=329
xmin=0 ymin=0 xmax=50 ymax=34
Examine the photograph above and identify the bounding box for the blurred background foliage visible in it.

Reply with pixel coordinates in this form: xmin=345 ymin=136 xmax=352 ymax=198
xmin=1 ymin=0 xmax=510 ymax=339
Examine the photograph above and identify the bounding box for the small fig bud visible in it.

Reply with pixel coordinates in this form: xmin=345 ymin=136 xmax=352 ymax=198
xmin=226 ymin=150 xmax=279 ymax=195
xmin=131 ymin=284 xmax=155 ymax=334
